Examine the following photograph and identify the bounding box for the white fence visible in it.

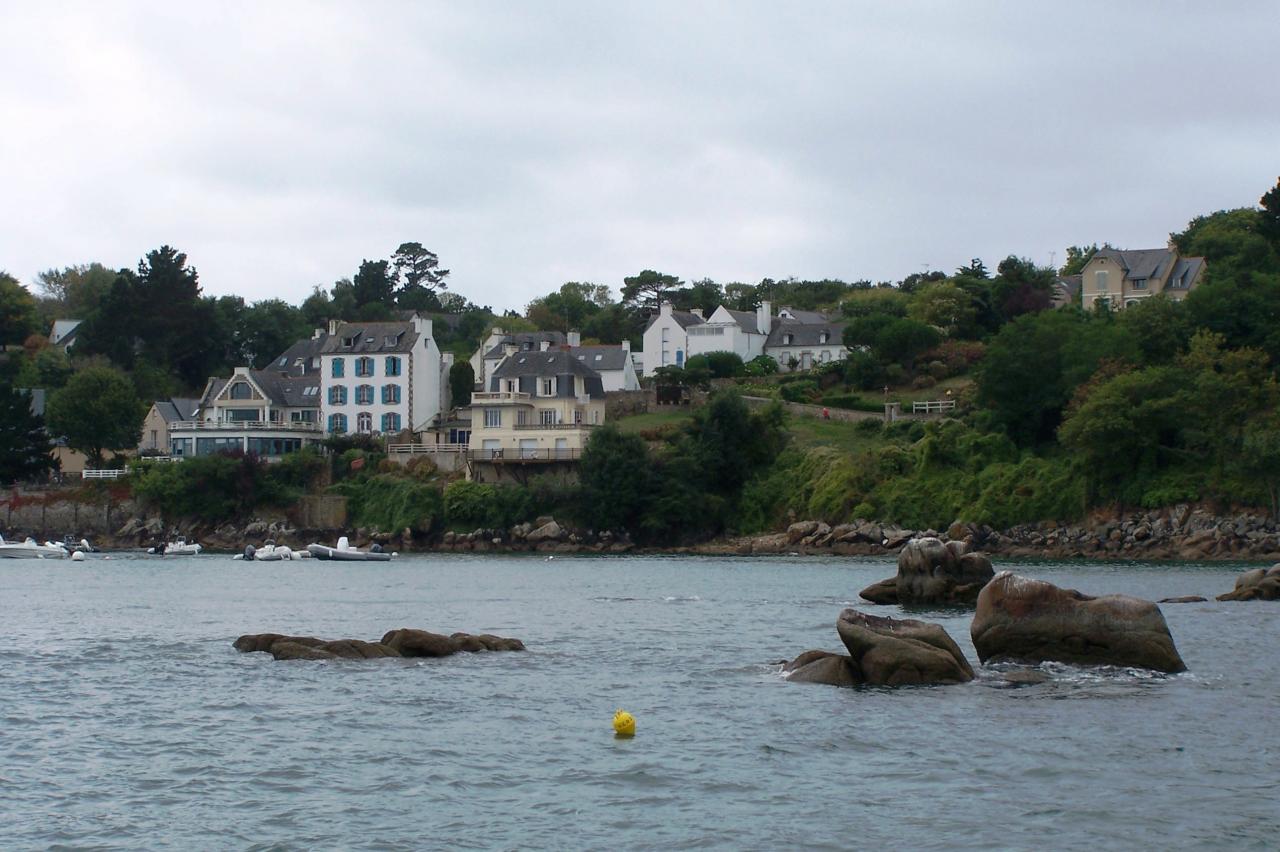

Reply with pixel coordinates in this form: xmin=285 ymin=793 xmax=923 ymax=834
xmin=82 ymin=469 xmax=125 ymax=480
xmin=912 ymin=399 xmax=957 ymax=414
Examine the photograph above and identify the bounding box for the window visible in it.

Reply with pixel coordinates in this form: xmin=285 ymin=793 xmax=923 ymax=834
xmin=355 ymin=385 xmax=374 ymax=405
xmin=385 ymin=356 xmax=401 ymax=376
xmin=661 ymin=329 xmax=669 ymax=343
xmin=1095 ymin=270 xmax=1109 ymax=292
xmin=196 ymin=436 xmax=244 ymax=456
xmin=328 ymin=413 xmax=347 ymax=434
xmin=331 ymin=358 xmax=345 ymax=378
xmin=819 ymin=331 xmax=829 ymax=344
xmin=170 ymin=438 xmax=191 ymax=457
xmin=357 ymin=412 xmax=372 ymax=433
xmin=505 ymin=380 xmax=517 ymax=393
xmin=355 ymin=357 xmax=374 ymax=377
xmin=381 ymin=412 xmax=401 ymax=432
xmin=484 ymin=408 xmax=501 ymax=428
xmin=291 ymin=410 xmax=317 ymax=422
xmin=676 ymin=350 xmax=684 ymax=366
xmin=1132 ymin=278 xmax=1147 ymax=290
xmin=516 ymin=410 xmax=529 ymax=426
xmin=247 ymin=437 xmax=301 ymax=456
xmin=782 ymin=333 xmax=793 ymax=345
xmin=382 ymin=384 xmax=401 ymax=404
xmin=591 ymin=409 xmax=601 ymax=424
xmin=229 ymin=382 xmax=253 ymax=400
xmin=540 ymin=378 xmax=555 ymax=396
xmin=224 ymin=408 xmax=260 ymax=422
xmin=540 ymin=409 xmax=558 ymax=425
xmin=384 ymin=334 xmax=399 ymax=347
xmin=574 ymin=408 xmax=583 ymax=424
xmin=341 ymin=336 xmax=357 ymax=347
xmin=328 ymin=386 xmax=347 ymax=405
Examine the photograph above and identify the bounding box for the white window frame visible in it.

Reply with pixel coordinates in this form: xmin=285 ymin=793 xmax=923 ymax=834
xmin=484 ymin=408 xmax=501 ymax=428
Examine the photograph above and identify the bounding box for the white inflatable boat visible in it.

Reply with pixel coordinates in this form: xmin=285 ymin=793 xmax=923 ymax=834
xmin=306 ymin=536 xmax=394 ymax=561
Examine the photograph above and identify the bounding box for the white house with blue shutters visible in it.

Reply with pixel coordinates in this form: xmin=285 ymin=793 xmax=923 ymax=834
xmin=318 ymin=314 xmax=452 ymax=436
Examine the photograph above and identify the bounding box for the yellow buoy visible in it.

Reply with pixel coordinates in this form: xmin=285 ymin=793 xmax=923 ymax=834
xmin=612 ymin=709 xmax=636 ymax=737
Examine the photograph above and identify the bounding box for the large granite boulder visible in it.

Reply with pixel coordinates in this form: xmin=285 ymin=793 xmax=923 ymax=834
xmin=859 ymin=537 xmax=994 ymax=606
xmin=836 ymin=609 xmax=975 ymax=685
xmin=970 ymin=572 xmax=1186 ymax=673
xmin=782 ymin=650 xmax=861 ymax=688
xmin=1216 ymin=564 xmax=1280 ymax=601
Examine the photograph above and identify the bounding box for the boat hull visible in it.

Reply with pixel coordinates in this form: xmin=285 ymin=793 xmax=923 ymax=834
xmin=306 ymin=544 xmax=392 ymax=561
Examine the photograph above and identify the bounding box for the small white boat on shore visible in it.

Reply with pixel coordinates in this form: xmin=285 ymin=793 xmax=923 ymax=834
xmin=307 ymin=536 xmax=394 ymax=561
xmin=0 ymin=535 xmax=69 ymax=559
xmin=148 ymin=536 xmax=203 ymax=556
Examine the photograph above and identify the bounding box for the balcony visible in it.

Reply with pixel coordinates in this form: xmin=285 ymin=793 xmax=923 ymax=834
xmin=512 ymin=422 xmax=599 ymax=430
xmin=170 ymin=420 xmax=322 ymax=433
xmin=470 ymin=448 xmax=583 ymax=463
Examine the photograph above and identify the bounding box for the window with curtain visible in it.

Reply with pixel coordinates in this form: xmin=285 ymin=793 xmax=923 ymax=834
xmin=331 ymin=358 xmax=344 ymax=378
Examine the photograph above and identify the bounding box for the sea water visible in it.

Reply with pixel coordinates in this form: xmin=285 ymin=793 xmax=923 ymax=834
xmin=1 ymin=554 xmax=1275 ymax=849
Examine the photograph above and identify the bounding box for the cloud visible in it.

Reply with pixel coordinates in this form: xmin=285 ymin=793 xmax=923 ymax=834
xmin=2 ymin=1 xmax=1277 ymax=309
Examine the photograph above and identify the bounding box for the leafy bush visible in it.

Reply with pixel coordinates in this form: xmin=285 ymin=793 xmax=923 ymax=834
xmin=912 ymin=375 xmax=937 ymax=389
xmin=685 ymin=351 xmax=746 ymax=378
xmin=927 ymin=360 xmax=948 ymax=381
xmin=132 ymin=453 xmax=297 ymax=521
xmin=819 ymin=393 xmax=881 ymax=412
xmin=780 ymin=380 xmax=820 ymax=403
xmin=443 ymin=480 xmax=535 ymax=529
xmin=743 ymin=354 xmax=779 ymax=377
xmin=330 ymin=474 xmax=444 ymax=533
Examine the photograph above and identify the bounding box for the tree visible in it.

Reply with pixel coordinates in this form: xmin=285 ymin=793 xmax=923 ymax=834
xmin=1061 ymin=244 xmax=1100 ymax=276
xmin=581 ymin=303 xmax=641 ymax=345
xmin=622 ymin=269 xmax=682 ymax=311
xmin=238 ymin=299 xmax=310 ymax=369
xmin=0 ymin=272 xmax=39 ymax=346
xmin=682 ymin=390 xmax=787 ymax=497
xmin=1242 ymin=411 xmax=1280 ymax=518
xmin=673 ymin=278 xmax=724 ymax=315
xmin=44 ymin=366 xmax=144 ymax=466
xmin=525 ymin=282 xmax=609 ymax=332
xmin=0 ymin=386 xmax=55 ymax=483
xmin=391 ymin=242 xmax=449 ymax=310
xmin=956 ymin=258 xmax=989 ymax=279
xmin=448 ymin=361 xmax=475 ymax=406
xmin=353 ymin=259 xmax=395 ymax=309
xmin=875 ymin=318 xmax=941 ymax=370
xmin=578 ymin=425 xmax=653 ymax=531
xmin=1261 ymin=177 xmax=1280 ymax=246
xmin=1117 ymin=295 xmax=1191 ymax=365
xmin=34 ymin=263 xmax=116 ymax=318
xmin=908 ymin=282 xmax=976 ymax=337
xmin=724 ymin=283 xmax=759 ymax=311
xmin=685 ymin=351 xmax=745 ymax=378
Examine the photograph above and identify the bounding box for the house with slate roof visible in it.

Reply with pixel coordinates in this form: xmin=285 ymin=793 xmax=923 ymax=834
xmin=1079 ymin=246 xmax=1206 ymax=311
xmin=470 ymin=328 xmax=568 ymax=387
xmin=168 ymin=367 xmax=324 ymax=458
xmin=468 ymin=349 xmax=606 ymax=481
xmin=139 ymin=397 xmax=200 ymax=453
xmin=641 ymin=302 xmax=706 ymax=376
xmin=319 ymin=314 xmax=452 ymax=436
xmin=765 ymin=311 xmax=848 ymax=372
xmin=563 ymin=343 xmax=640 ymax=391
xmin=49 ymin=319 xmax=83 ymax=352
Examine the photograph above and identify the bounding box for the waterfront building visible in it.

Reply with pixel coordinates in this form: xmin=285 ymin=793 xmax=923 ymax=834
xmin=169 ymin=368 xmax=323 ymax=459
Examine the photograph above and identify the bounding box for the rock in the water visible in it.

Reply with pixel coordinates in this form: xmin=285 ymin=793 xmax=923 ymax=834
xmin=1158 ymin=595 xmax=1208 ymax=604
xmin=785 ymin=653 xmax=860 ymax=688
xmin=858 ymin=576 xmax=899 ymax=605
xmin=380 ymin=628 xmax=458 ymax=657
xmin=836 ymin=609 xmax=975 ymax=685
xmin=859 ymin=536 xmax=994 ymax=605
xmin=1216 ymin=565 xmax=1280 ymax=601
xmin=971 ymin=572 xmax=1186 ymax=673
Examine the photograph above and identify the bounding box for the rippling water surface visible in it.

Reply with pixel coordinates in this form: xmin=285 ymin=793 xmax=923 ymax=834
xmin=1 ymin=554 xmax=1275 ymax=849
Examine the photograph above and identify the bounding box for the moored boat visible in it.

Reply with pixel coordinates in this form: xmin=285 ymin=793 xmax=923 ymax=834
xmin=0 ymin=535 xmax=69 ymax=559
xmin=234 ymin=541 xmax=308 ymax=561
xmin=148 ymin=536 xmax=203 ymax=556
xmin=307 ymin=536 xmax=394 ymax=561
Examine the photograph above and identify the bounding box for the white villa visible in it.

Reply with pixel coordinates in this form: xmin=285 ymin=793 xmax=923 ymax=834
xmin=470 ymin=328 xmax=567 ymax=387
xmin=319 ymin=314 xmax=452 ymax=436
xmin=565 ymin=342 xmax=640 ymax=392
xmin=169 ymin=368 xmax=324 ymax=458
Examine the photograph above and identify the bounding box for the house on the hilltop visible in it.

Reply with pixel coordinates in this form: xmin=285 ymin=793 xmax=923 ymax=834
xmin=49 ymin=319 xmax=82 ymax=352
xmin=1080 ymin=246 xmax=1206 ymax=311
xmin=468 ymin=349 xmax=606 ymax=483
xmin=1052 ymin=274 xmax=1083 ymax=308
xmin=765 ymin=311 xmax=847 ymax=372
xmin=685 ymin=303 xmax=772 ymax=364
xmin=168 ymin=368 xmax=324 ymax=458
xmin=318 ymin=314 xmax=452 ymax=436
xmin=139 ymin=398 xmax=200 ymax=453
xmin=564 ymin=343 xmax=640 ymax=391
xmin=641 ymin=303 xmax=705 ymax=376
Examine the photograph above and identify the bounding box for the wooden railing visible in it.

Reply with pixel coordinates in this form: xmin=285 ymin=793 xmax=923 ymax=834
xmin=387 ymin=443 xmax=468 ymax=455
xmin=470 ymin=448 xmax=582 ymax=462
xmin=912 ymin=399 xmax=957 ymax=414
xmin=169 ymin=420 xmax=322 ymax=432
xmin=82 ymin=469 xmax=126 ymax=480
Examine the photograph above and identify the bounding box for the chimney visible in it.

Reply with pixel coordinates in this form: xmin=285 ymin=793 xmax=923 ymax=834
xmin=567 ymin=330 xmax=581 ymax=347
xmin=327 ymin=319 xmax=338 ymax=336
xmin=756 ymin=300 xmax=772 ymax=335
xmin=659 ymin=301 xmax=673 ymax=317
xmin=691 ymin=309 xmax=704 ymax=320
xmin=621 ymin=339 xmax=630 ymax=353
xmin=540 ymin=340 xmax=551 ymax=352
xmin=503 ymin=343 xmax=518 ymax=358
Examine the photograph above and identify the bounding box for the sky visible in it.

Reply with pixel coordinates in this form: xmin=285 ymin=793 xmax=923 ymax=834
xmin=2 ymin=1 xmax=1277 ymax=313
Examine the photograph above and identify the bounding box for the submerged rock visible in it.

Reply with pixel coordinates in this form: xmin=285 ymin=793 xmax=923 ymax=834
xmin=1216 ymin=565 xmax=1280 ymax=601
xmin=859 ymin=537 xmax=994 ymax=606
xmin=1158 ymin=595 xmax=1208 ymax=604
xmin=784 ymin=652 xmax=861 ymax=688
xmin=970 ymin=572 xmax=1186 ymax=674
xmin=234 ymin=629 xmax=526 ymax=661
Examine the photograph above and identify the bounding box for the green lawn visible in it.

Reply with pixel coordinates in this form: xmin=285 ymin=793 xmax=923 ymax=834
xmin=786 ymin=415 xmax=890 ymax=454
xmin=884 ymin=375 xmax=972 ymax=405
xmin=614 ymin=409 xmax=695 ymax=434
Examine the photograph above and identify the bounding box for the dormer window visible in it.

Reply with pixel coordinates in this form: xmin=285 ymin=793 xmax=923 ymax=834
xmin=540 ymin=378 xmax=556 ymax=396
xmin=384 ymin=334 xmax=398 ymax=347
xmin=229 ymin=382 xmax=253 ymax=400
xmin=819 ymin=332 xmax=829 ymax=344
xmin=783 ymin=333 xmax=793 ymax=345
xmin=1132 ymin=278 xmax=1147 ymax=290
xmin=342 ymin=336 xmax=357 ymax=348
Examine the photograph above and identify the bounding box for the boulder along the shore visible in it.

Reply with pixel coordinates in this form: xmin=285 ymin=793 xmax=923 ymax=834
xmin=859 ymin=536 xmax=994 ymax=606
xmin=1216 ymin=564 xmax=1280 ymax=601
xmin=970 ymin=572 xmax=1186 ymax=674
xmin=783 ymin=610 xmax=974 ymax=688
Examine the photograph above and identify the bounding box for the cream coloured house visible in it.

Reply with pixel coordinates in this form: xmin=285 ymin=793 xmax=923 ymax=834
xmin=468 ymin=350 xmax=605 ymax=481
xmin=1080 ymin=247 xmax=1206 ymax=311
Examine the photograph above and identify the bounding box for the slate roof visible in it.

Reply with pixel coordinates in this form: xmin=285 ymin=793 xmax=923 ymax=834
xmin=489 ymin=350 xmax=605 ymax=399
xmin=565 ymin=345 xmax=632 ymax=372
xmin=725 ymin=309 xmax=763 ymax=334
xmin=154 ymin=398 xmax=200 ymax=423
xmin=201 ymin=372 xmax=320 ymax=409
xmin=777 ymin=307 xmax=829 ymax=324
xmin=1093 ymin=247 xmax=1175 ymax=282
xmin=1166 ymin=257 xmax=1204 ymax=290
xmin=644 ymin=310 xmax=705 ymax=332
xmin=765 ymin=317 xmax=846 ymax=347
xmin=482 ymin=331 xmax=567 ymax=360
xmin=1055 ymin=274 xmax=1083 ymax=301
xmin=50 ymin=319 xmax=82 ymax=346
xmin=270 ymin=333 xmax=329 ymax=376
xmin=320 ymin=321 xmax=419 ymax=354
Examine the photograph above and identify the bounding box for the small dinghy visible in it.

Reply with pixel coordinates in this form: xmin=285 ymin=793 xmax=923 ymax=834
xmin=307 ymin=536 xmax=394 ymax=561
xmin=0 ymin=535 xmax=68 ymax=559
xmin=234 ymin=541 xmax=307 ymax=561
xmin=148 ymin=536 xmax=203 ymax=556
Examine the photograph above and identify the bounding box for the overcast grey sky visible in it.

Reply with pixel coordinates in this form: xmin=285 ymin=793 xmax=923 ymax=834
xmin=2 ymin=1 xmax=1277 ymax=311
